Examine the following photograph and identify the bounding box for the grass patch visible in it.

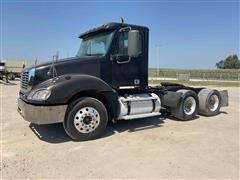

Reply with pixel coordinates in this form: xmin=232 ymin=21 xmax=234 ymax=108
xmin=149 ymin=79 xmax=240 ymax=87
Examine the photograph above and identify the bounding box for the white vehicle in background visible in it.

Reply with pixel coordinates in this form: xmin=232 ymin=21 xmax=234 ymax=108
xmin=0 ymin=60 xmax=38 ymax=81
xmin=0 ymin=61 xmax=7 ymax=81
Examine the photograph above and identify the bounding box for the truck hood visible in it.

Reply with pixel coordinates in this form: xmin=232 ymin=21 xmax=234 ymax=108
xmin=33 ymin=56 xmax=102 ymax=85
xmin=34 ymin=57 xmax=80 ymax=68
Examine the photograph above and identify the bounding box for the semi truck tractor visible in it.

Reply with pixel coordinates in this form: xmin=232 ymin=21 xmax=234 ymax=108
xmin=17 ymin=22 xmax=228 ymax=141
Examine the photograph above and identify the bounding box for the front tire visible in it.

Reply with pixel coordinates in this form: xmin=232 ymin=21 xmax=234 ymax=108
xmin=64 ymin=97 xmax=108 ymax=141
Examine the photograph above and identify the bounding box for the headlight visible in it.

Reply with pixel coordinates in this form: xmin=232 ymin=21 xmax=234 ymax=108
xmin=28 ymin=89 xmax=51 ymax=101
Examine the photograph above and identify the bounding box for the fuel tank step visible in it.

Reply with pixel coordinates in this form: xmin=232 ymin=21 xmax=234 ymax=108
xmin=120 ymin=112 xmax=161 ymax=120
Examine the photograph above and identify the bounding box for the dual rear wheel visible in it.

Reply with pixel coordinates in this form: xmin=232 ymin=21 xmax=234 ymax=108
xmin=198 ymin=89 xmax=221 ymax=116
xmin=171 ymin=89 xmax=221 ymax=120
xmin=171 ymin=90 xmax=199 ymax=120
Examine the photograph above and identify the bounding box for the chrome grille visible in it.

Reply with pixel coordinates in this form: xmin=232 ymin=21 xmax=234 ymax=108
xmin=21 ymin=71 xmax=29 ymax=91
xmin=20 ymin=67 xmax=35 ymax=92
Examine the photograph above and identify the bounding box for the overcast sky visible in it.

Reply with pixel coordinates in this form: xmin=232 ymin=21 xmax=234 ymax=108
xmin=1 ymin=1 xmax=239 ymax=68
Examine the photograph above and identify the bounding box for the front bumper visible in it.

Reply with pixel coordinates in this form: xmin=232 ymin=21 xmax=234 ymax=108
xmin=17 ymin=98 xmax=67 ymax=124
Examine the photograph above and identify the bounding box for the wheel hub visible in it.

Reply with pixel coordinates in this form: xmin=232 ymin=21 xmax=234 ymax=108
xmin=83 ymin=116 xmax=92 ymax=125
xmin=74 ymin=107 xmax=100 ymax=133
xmin=183 ymin=97 xmax=196 ymax=115
xmin=208 ymin=94 xmax=219 ymax=112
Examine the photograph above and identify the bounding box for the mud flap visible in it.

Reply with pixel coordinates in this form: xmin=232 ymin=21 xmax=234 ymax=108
xmin=219 ymin=90 xmax=228 ymax=107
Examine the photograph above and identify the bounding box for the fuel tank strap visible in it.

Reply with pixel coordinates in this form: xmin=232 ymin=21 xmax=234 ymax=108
xmin=151 ymin=99 xmax=156 ymax=113
xmin=127 ymin=101 xmax=131 ymax=115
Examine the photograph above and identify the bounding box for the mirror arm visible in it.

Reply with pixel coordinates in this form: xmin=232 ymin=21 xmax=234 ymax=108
xmin=119 ymin=26 xmax=132 ymax=32
xmin=110 ymin=54 xmax=115 ymax=61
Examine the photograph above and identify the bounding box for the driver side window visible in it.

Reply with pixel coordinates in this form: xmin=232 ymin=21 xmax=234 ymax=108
xmin=118 ymin=31 xmax=128 ymax=55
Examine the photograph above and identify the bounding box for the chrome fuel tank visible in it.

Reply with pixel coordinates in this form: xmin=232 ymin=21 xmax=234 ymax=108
xmin=118 ymin=93 xmax=161 ymax=120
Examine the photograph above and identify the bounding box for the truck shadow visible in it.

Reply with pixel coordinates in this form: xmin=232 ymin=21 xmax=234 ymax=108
xmin=167 ymin=115 xmax=200 ymax=121
xmin=219 ymin=111 xmax=228 ymax=115
xmin=0 ymin=81 xmax=17 ymax=85
xmin=29 ymin=115 xmax=166 ymax=144
xmin=28 ymin=110 xmax=226 ymax=144
xmin=103 ymin=116 xmax=166 ymax=138
xmin=29 ymin=123 xmax=71 ymax=143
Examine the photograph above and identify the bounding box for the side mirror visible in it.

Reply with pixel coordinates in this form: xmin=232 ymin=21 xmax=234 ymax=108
xmin=128 ymin=30 xmax=141 ymax=57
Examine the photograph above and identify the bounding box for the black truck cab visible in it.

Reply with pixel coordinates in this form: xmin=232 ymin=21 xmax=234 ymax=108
xmin=18 ymin=22 xmax=228 ymax=141
xmin=24 ymin=23 xmax=148 ymax=92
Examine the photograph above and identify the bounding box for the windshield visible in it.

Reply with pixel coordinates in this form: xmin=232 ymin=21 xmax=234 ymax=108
xmin=76 ymin=31 xmax=114 ymax=57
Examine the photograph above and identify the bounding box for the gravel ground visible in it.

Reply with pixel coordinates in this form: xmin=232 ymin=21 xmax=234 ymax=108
xmin=1 ymin=80 xmax=239 ymax=179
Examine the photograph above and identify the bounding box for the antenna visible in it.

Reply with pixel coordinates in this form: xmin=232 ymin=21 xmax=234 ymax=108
xmin=120 ymin=17 xmax=124 ymax=24
xmin=47 ymin=51 xmax=59 ymax=81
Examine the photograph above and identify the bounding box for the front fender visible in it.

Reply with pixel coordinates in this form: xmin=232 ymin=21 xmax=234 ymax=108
xmin=23 ymin=74 xmax=120 ymax=122
xmin=50 ymin=74 xmax=115 ymax=104
xmin=25 ymin=74 xmax=114 ymax=104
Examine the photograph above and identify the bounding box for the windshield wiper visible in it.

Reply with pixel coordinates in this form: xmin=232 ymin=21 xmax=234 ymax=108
xmin=84 ymin=53 xmax=104 ymax=56
xmin=84 ymin=53 xmax=92 ymax=56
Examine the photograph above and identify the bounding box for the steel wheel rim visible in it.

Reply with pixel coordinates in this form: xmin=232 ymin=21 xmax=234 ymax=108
xmin=183 ymin=97 xmax=196 ymax=115
xmin=208 ymin=94 xmax=219 ymax=112
xmin=74 ymin=107 xmax=100 ymax=133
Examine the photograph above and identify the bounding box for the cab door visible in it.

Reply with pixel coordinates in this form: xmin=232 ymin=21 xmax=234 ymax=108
xmin=111 ymin=30 xmax=143 ymax=89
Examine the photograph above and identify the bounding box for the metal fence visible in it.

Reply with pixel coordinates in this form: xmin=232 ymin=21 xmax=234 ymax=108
xmin=149 ymin=69 xmax=240 ymax=81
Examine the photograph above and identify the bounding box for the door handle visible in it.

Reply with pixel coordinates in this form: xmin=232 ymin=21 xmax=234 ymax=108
xmin=110 ymin=54 xmax=131 ymax=64
xmin=116 ymin=57 xmax=131 ymax=64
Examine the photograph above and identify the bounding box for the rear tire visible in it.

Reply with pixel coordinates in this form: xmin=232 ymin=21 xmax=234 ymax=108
xmin=198 ymin=89 xmax=221 ymax=116
xmin=64 ymin=97 xmax=108 ymax=141
xmin=171 ymin=90 xmax=199 ymax=120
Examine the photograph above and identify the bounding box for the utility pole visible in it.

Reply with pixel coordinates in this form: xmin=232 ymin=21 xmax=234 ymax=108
xmin=155 ymin=44 xmax=160 ymax=77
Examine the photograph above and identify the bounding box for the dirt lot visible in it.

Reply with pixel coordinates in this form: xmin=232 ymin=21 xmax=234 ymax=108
xmin=1 ymin=81 xmax=239 ymax=179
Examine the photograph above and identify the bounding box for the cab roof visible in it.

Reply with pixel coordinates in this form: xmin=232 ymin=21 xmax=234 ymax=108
xmin=79 ymin=22 xmax=149 ymax=38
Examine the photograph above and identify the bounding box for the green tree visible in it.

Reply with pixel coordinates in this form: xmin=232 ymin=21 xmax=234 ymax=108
xmin=216 ymin=60 xmax=224 ymax=69
xmin=216 ymin=55 xmax=240 ymax=69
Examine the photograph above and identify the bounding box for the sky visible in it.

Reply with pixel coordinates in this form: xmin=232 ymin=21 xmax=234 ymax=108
xmin=1 ymin=0 xmax=239 ymax=69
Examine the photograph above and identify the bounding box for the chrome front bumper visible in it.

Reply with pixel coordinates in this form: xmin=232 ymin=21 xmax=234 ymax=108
xmin=17 ymin=98 xmax=67 ymax=124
